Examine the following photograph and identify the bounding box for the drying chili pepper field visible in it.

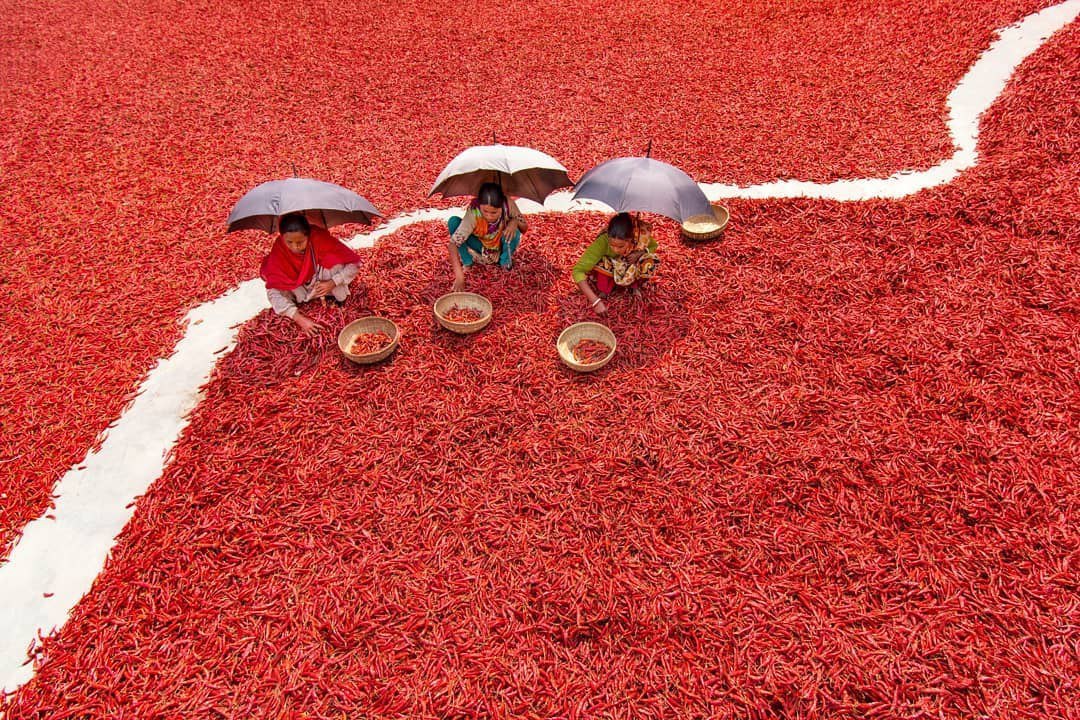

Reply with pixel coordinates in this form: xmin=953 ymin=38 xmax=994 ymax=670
xmin=1 ymin=0 xmax=1078 ymax=717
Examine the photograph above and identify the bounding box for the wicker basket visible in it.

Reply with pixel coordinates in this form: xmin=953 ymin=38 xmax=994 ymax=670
xmin=433 ymin=292 xmax=493 ymax=334
xmin=556 ymin=322 xmax=617 ymax=372
xmin=681 ymin=203 xmax=730 ymax=241
xmin=338 ymin=316 xmax=400 ymax=364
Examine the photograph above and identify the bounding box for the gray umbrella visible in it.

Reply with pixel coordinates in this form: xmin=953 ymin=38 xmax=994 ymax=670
xmin=226 ymin=177 xmax=383 ymax=233
xmin=429 ymin=144 xmax=573 ymax=205
xmin=571 ymin=157 xmax=712 ymax=223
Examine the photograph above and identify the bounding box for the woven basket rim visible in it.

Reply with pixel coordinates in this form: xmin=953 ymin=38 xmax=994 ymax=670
xmin=338 ymin=316 xmax=400 ymax=362
xmin=556 ymin=322 xmax=617 ymax=372
xmin=433 ymin=292 xmax=493 ymax=334
xmin=681 ymin=203 xmax=730 ymax=240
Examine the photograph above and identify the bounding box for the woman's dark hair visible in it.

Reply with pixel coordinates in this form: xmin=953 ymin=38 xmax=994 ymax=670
xmin=279 ymin=213 xmax=311 ymax=236
xmin=607 ymin=212 xmax=634 ymax=240
xmin=476 ymin=182 xmax=506 ymax=208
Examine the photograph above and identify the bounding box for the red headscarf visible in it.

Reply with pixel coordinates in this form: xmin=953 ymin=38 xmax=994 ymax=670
xmin=259 ymin=225 xmax=362 ymax=291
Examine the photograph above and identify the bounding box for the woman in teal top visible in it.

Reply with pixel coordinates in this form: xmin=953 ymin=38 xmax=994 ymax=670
xmin=572 ymin=213 xmax=659 ymax=316
xmin=447 ymin=183 xmax=527 ymax=291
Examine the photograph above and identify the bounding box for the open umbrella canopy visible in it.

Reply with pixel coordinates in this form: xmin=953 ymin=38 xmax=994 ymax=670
xmin=571 ymin=157 xmax=712 ymax=223
xmin=227 ymin=178 xmax=383 ymax=233
xmin=428 ymin=144 xmax=573 ymax=205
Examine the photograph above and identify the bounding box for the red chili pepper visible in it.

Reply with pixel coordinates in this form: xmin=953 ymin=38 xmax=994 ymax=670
xmin=442 ymin=305 xmax=485 ymax=323
xmin=347 ymin=332 xmax=392 ymax=356
xmin=5 ymin=5 xmax=1079 ymax=719
xmin=571 ymin=339 xmax=611 ymax=364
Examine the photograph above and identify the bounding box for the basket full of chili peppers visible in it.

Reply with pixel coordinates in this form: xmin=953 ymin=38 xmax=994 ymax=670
xmin=433 ymin=292 xmax=493 ymax=334
xmin=338 ymin=316 xmax=400 ymax=364
xmin=557 ymin=322 xmax=617 ymax=372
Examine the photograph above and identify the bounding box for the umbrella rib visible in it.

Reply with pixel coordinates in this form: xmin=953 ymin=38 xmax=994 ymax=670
xmin=620 ymin=161 xmax=637 ymax=214
xmin=427 ymin=145 xmax=573 ymax=202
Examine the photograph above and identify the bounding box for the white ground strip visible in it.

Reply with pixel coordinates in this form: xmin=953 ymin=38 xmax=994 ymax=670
xmin=2 ymin=0 xmax=1077 ymax=695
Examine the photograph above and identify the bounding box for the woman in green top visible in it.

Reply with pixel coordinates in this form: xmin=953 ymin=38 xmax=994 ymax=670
xmin=572 ymin=212 xmax=660 ymax=316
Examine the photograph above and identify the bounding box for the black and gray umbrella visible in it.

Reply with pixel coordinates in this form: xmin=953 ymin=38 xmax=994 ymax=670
xmin=226 ymin=177 xmax=383 ymax=233
xmin=571 ymin=156 xmax=712 ymax=223
xmin=429 ymin=144 xmax=573 ymax=205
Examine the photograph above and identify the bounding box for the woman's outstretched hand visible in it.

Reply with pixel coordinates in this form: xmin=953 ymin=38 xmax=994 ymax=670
xmin=294 ymin=313 xmax=326 ymax=337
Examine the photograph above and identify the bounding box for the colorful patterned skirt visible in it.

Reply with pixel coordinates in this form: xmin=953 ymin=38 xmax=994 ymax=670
xmin=591 ymin=252 xmax=660 ymax=293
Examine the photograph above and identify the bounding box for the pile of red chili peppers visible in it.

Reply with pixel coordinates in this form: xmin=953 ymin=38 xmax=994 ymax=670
xmin=443 ymin=306 xmax=487 ymax=324
xmin=0 ymin=0 xmax=1051 ymax=556
xmin=572 ymin=339 xmax=613 ymax=364
xmin=2 ymin=0 xmax=1077 ymax=718
xmin=348 ymin=332 xmax=393 ymax=356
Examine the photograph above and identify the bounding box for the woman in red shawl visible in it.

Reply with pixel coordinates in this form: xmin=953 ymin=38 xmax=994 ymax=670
xmin=260 ymin=213 xmax=362 ymax=336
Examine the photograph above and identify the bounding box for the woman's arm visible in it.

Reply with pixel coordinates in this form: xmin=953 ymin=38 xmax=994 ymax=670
xmin=507 ymin=199 xmax=527 ymax=234
xmin=571 ymin=235 xmax=607 ymax=284
xmin=572 ymin=235 xmax=610 ymax=315
xmin=267 ymin=287 xmax=325 ymax=336
xmin=576 ymin=278 xmax=607 ymax=316
xmin=448 ymin=240 xmax=466 ymax=291
xmin=448 ymin=212 xmax=477 ymax=291
xmin=309 ymin=262 xmax=360 ymax=300
xmin=267 ymin=287 xmax=299 ymax=317
xmin=450 ymin=211 xmax=477 ymax=247
xmin=329 ymin=262 xmax=359 ymax=287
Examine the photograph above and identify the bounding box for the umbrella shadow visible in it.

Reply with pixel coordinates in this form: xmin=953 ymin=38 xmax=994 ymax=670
xmin=465 ymin=247 xmax=562 ymax=314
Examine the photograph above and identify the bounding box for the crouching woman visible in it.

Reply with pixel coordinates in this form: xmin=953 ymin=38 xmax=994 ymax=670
xmin=260 ymin=213 xmax=362 ymax=336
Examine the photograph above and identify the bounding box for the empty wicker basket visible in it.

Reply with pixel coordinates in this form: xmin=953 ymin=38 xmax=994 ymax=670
xmin=338 ymin=316 xmax=400 ymax=364
xmin=557 ymin=322 xmax=617 ymax=372
xmin=433 ymin=292 xmax=493 ymax=334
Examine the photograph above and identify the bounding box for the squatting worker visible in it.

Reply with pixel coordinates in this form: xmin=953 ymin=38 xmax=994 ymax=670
xmin=572 ymin=212 xmax=659 ymax=316
xmin=447 ymin=182 xmax=527 ymax=291
xmin=260 ymin=213 xmax=362 ymax=337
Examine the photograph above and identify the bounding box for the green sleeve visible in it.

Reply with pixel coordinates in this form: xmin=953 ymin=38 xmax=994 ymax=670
xmin=572 ymin=235 xmax=609 ymax=284
xmin=646 ymin=236 xmax=658 ymax=253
